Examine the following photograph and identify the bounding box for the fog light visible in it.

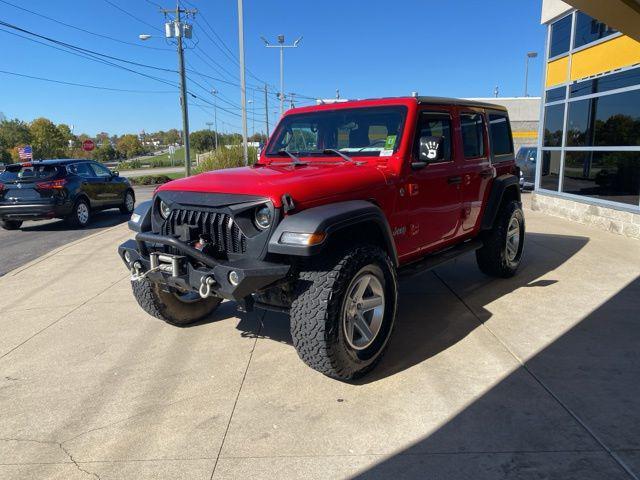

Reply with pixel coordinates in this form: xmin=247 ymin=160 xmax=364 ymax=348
xmin=228 ymin=270 xmax=240 ymax=286
xmin=124 ymin=251 xmax=132 ymax=263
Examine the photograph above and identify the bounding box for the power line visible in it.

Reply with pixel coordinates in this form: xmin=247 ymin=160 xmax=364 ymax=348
xmin=0 ymin=19 xmax=176 ymax=74
xmin=102 ymin=0 xmax=162 ymax=33
xmin=0 ymin=69 xmax=175 ymax=93
xmin=0 ymin=26 xmax=180 ymax=89
xmin=0 ymin=0 xmax=172 ymax=51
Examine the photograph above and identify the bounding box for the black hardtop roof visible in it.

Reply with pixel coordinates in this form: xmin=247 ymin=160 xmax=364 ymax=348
xmin=415 ymin=96 xmax=508 ymax=111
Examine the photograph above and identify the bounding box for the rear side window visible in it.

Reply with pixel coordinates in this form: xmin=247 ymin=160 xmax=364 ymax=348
xmin=415 ymin=113 xmax=453 ymax=161
xmin=489 ymin=113 xmax=513 ymax=156
xmin=0 ymin=164 xmax=60 ymax=182
xmin=460 ymin=113 xmax=485 ymax=158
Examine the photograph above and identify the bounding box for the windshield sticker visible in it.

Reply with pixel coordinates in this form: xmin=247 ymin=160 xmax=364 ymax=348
xmin=384 ymin=135 xmax=397 ymax=150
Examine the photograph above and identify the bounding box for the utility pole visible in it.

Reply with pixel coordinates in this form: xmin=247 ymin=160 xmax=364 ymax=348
xmin=261 ymin=34 xmax=302 ymax=118
xmin=141 ymin=3 xmax=197 ymax=176
xmin=237 ymin=0 xmax=248 ymax=165
xmin=211 ymin=88 xmax=219 ymax=149
xmin=264 ymin=84 xmax=270 ymax=138
xmin=524 ymin=51 xmax=538 ymax=97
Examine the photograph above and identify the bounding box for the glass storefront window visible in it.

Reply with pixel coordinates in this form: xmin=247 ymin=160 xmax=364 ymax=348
xmin=562 ymin=151 xmax=640 ymax=205
xmin=570 ymin=67 xmax=640 ymax=98
xmin=546 ymin=86 xmax=566 ymax=103
xmin=541 ymin=151 xmax=561 ymax=191
xmin=549 ymin=15 xmax=572 ymax=58
xmin=543 ymin=104 xmax=565 ymax=147
xmin=574 ymin=12 xmax=617 ymax=49
xmin=566 ymin=89 xmax=640 ymax=147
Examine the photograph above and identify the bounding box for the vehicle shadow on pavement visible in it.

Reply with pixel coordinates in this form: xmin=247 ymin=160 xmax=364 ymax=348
xmin=231 ymin=232 xmax=589 ymax=384
xmin=351 ymin=274 xmax=640 ymax=479
xmin=17 ymin=210 xmax=132 ymax=232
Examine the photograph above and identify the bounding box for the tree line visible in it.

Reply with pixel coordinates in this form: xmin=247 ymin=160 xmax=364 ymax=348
xmin=0 ymin=115 xmax=268 ymax=164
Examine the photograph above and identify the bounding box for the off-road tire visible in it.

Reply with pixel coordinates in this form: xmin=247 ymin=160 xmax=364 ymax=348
xmin=67 ymin=198 xmax=91 ymax=228
xmin=1 ymin=219 xmax=22 ymax=230
xmin=120 ymin=190 xmax=135 ymax=214
xmin=131 ymin=277 xmax=222 ymax=327
xmin=290 ymin=245 xmax=398 ymax=381
xmin=476 ymin=199 xmax=525 ymax=278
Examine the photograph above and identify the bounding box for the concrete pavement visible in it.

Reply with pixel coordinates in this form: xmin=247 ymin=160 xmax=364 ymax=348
xmin=1 ymin=197 xmax=639 ymax=479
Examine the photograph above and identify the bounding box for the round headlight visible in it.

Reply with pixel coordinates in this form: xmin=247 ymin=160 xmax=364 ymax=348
xmin=254 ymin=205 xmax=272 ymax=229
xmin=159 ymin=200 xmax=171 ymax=219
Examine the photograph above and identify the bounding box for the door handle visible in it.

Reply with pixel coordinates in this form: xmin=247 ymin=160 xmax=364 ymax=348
xmin=447 ymin=175 xmax=462 ymax=185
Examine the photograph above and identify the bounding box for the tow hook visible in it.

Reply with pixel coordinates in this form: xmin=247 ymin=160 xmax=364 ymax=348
xmin=130 ymin=261 xmax=144 ymax=281
xmin=199 ymin=276 xmax=216 ymax=299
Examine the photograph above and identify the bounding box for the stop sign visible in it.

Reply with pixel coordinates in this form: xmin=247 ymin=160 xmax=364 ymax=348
xmin=82 ymin=139 xmax=95 ymax=152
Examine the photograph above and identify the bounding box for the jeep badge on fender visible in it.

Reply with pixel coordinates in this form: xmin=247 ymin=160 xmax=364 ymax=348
xmin=118 ymin=96 xmax=524 ymax=381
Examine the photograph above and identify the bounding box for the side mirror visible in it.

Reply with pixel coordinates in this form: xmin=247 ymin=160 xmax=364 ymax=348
xmin=416 ymin=136 xmax=444 ymax=168
xmin=111 ymin=170 xmax=119 ymax=177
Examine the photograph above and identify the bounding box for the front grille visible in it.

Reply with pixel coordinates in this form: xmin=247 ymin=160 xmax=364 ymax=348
xmin=161 ymin=207 xmax=247 ymax=255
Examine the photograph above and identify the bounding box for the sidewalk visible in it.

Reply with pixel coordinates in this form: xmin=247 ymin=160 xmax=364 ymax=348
xmin=1 ymin=198 xmax=639 ymax=479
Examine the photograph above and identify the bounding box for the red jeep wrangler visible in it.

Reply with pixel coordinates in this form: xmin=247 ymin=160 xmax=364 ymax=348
xmin=119 ymin=97 xmax=524 ymax=380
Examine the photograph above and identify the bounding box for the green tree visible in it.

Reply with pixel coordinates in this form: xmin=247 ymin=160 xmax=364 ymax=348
xmin=116 ymin=134 xmax=145 ymax=159
xmin=190 ymin=130 xmax=216 ymax=153
xmin=96 ymin=132 xmax=110 ymax=146
xmin=29 ymin=117 xmax=66 ymax=159
xmin=94 ymin=143 xmax=117 ymax=163
xmin=0 ymin=119 xmax=32 ymax=163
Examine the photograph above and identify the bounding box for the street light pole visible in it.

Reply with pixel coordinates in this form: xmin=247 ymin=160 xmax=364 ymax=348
xmin=264 ymin=84 xmax=270 ymax=138
xmin=261 ymin=34 xmax=302 ymax=118
xmin=211 ymin=89 xmax=219 ymax=149
xmin=524 ymin=51 xmax=538 ymax=97
xmin=237 ymin=0 xmax=248 ymax=165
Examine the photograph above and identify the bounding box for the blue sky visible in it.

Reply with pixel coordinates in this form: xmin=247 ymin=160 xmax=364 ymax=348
xmin=0 ymin=0 xmax=546 ymax=136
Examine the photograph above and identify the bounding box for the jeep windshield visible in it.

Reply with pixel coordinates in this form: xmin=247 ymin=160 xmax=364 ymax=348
xmin=266 ymin=106 xmax=407 ymax=159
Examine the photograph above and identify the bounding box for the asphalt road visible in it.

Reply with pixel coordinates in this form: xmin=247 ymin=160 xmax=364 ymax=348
xmin=0 ymin=186 xmax=155 ymax=277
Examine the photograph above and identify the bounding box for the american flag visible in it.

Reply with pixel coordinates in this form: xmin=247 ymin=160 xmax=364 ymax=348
xmin=18 ymin=145 xmax=32 ymax=160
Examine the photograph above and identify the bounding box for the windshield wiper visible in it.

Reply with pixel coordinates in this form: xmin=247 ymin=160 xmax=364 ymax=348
xmin=276 ymin=150 xmax=306 ymax=166
xmin=322 ymin=149 xmax=354 ymax=163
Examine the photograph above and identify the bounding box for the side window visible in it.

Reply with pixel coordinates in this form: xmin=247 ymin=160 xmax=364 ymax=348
xmin=489 ymin=113 xmax=513 ymax=157
xmin=415 ymin=113 xmax=453 ymax=161
xmin=92 ymin=163 xmax=112 ymax=178
xmin=70 ymin=163 xmax=94 ymax=178
xmin=460 ymin=113 xmax=485 ymax=158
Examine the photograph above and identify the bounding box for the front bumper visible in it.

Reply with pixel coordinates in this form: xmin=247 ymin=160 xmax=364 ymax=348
xmin=0 ymin=202 xmax=72 ymax=221
xmin=118 ymin=233 xmax=290 ymax=302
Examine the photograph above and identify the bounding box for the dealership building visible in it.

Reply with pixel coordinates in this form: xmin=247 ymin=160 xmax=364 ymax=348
xmin=532 ymin=0 xmax=640 ymax=238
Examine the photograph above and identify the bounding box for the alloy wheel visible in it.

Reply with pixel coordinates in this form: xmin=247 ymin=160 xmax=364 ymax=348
xmin=505 ymin=215 xmax=521 ymax=262
xmin=342 ymin=271 xmax=385 ymax=351
xmin=77 ymin=202 xmax=89 ymax=225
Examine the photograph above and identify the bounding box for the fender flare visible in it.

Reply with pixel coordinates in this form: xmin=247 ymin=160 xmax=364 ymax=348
xmin=128 ymin=200 xmax=152 ymax=232
xmin=481 ymin=174 xmax=521 ymax=231
xmin=267 ymin=200 xmax=398 ymax=266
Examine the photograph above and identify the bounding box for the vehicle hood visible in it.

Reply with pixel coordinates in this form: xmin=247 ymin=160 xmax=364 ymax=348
xmin=158 ymin=162 xmax=390 ymax=208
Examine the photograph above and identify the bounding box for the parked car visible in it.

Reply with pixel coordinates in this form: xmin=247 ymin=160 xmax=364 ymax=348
xmin=0 ymin=159 xmax=135 ymax=230
xmin=515 ymin=145 xmax=537 ymax=190
xmin=119 ymin=96 xmax=524 ymax=380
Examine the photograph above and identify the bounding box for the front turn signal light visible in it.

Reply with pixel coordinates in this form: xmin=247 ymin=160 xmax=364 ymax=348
xmin=279 ymin=231 xmax=326 ymax=246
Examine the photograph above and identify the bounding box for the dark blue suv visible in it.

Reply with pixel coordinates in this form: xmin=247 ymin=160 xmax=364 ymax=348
xmin=0 ymin=159 xmax=135 ymax=230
